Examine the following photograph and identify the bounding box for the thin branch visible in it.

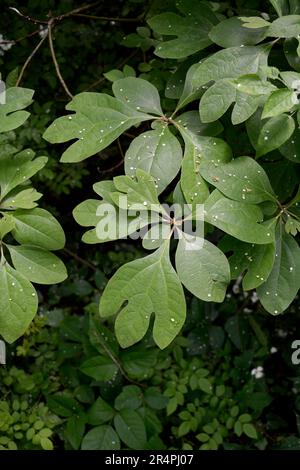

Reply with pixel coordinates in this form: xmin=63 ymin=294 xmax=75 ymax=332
xmin=54 ymin=2 xmax=101 ymax=20
xmin=48 ymin=21 xmax=73 ymax=99
xmin=96 ymin=335 xmax=134 ymax=383
xmin=16 ymin=32 xmax=49 ymax=86
xmin=117 ymin=138 xmax=125 ymax=160
xmin=72 ymin=13 xmax=142 ymax=22
xmin=8 ymin=7 xmax=48 ymax=24
xmin=98 ymin=158 xmax=124 ymax=175
xmin=62 ymin=247 xmax=97 ymax=271
xmin=0 ymin=29 xmax=40 ymax=45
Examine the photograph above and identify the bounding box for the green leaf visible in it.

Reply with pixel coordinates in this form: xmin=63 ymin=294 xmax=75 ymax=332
xmin=112 ymin=169 xmax=160 ymax=210
xmin=114 ymin=385 xmax=142 ymax=411
xmin=176 ymin=63 xmax=204 ymax=110
xmin=192 ymin=46 xmax=269 ymax=88
xmin=81 ymin=425 xmax=120 ymax=450
xmin=80 ymin=356 xmax=118 ymax=381
xmin=279 ymin=126 xmax=300 ymax=162
xmin=147 ymin=1 xmax=217 ymax=59
xmin=180 ymin=139 xmax=209 ymax=204
xmin=47 ymin=393 xmax=82 ymax=417
xmin=0 ymin=261 xmax=37 ymax=343
xmin=72 ymin=199 xmax=102 ymax=227
xmin=142 ymin=223 xmax=171 ymax=251
xmin=0 ymin=149 xmax=47 ymax=199
xmin=175 ymin=234 xmax=230 ymax=302
xmin=257 ymin=226 xmax=300 ymax=314
xmin=40 ymin=438 xmax=53 ymax=451
xmin=231 ymin=75 xmax=276 ymax=95
xmin=262 ymin=89 xmax=298 ymax=118
xmin=209 ymin=17 xmax=268 ymax=47
xmin=7 ymin=245 xmax=67 ymax=285
xmin=0 ymin=87 xmax=34 ymax=132
xmin=205 ymin=191 xmax=274 ymax=244
xmin=198 ymin=377 xmax=213 ymax=394
xmin=243 ymin=423 xmax=258 ymax=439
xmin=178 ymin=421 xmax=191 ymax=437
xmin=200 ymin=156 xmax=276 ymax=204
xmin=11 ymin=208 xmax=65 ymax=251
xmin=175 ymin=111 xmax=223 ymax=138
xmin=239 ymin=16 xmax=271 ymax=29
xmin=100 ymin=241 xmax=186 ymax=349
xmin=112 ymin=77 xmax=162 ymax=116
xmin=225 ymin=238 xmax=275 ymax=290
xmin=43 ymin=92 xmax=152 ymax=162
xmin=231 ymin=92 xmax=262 ymax=125
xmin=120 ymin=348 xmax=158 ymax=380
xmin=124 ymin=127 xmax=182 ymax=194
xmin=0 ymin=188 xmax=42 ymax=210
xmin=89 ymin=315 xmax=119 ymax=357
xmin=114 ymin=409 xmax=146 ymax=450
xmin=65 ymin=416 xmax=85 ymax=450
xmin=178 ymin=133 xmax=231 ymax=205
xmin=103 ymin=69 xmax=124 ymax=82
xmin=285 ymin=215 xmax=300 ymax=235
xmin=255 ymin=114 xmax=295 ymax=157
xmin=269 ymin=15 xmax=300 ymax=38
xmin=199 ymin=80 xmax=236 ymax=123
xmin=0 ymin=214 xmax=15 ymax=239
xmin=144 ymin=387 xmax=168 ymax=410
xmin=280 ymin=71 xmax=300 ymax=88
xmin=87 ymin=397 xmax=114 ymax=426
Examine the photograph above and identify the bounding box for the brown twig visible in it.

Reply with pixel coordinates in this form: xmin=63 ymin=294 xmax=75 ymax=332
xmin=48 ymin=20 xmax=73 ymax=99
xmin=16 ymin=31 xmax=49 ymax=86
xmin=62 ymin=247 xmax=97 ymax=271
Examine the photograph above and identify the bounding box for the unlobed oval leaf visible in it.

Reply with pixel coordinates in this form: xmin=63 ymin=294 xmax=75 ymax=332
xmin=114 ymin=409 xmax=146 ymax=450
xmin=256 ymin=114 xmax=295 ymax=157
xmin=176 ymin=234 xmax=230 ymax=302
xmin=81 ymin=425 xmax=120 ymax=450
xmin=113 ymin=77 xmax=163 ymax=116
xmin=0 ymin=261 xmax=38 ymax=343
xmin=7 ymin=245 xmax=67 ymax=285
xmin=200 ymin=156 xmax=276 ymax=204
xmin=257 ymin=227 xmax=300 ymax=314
xmin=11 ymin=208 xmax=65 ymax=251
xmin=124 ymin=127 xmax=182 ymax=194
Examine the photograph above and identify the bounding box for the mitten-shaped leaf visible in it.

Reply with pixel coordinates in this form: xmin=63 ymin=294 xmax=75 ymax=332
xmin=205 ymin=190 xmax=275 ymax=244
xmin=0 ymin=87 xmax=34 ymax=132
xmin=100 ymin=241 xmax=186 ymax=349
xmin=43 ymin=92 xmax=152 ymax=162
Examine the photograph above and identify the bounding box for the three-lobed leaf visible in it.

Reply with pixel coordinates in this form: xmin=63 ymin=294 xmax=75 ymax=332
xmin=100 ymin=241 xmax=186 ymax=349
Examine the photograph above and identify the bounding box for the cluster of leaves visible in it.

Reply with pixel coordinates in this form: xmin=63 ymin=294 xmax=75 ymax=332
xmin=42 ymin=0 xmax=300 ymax=350
xmin=2 ymin=266 xmax=300 ymax=450
xmin=0 ymin=397 xmax=60 ymax=450
xmin=0 ymin=84 xmax=67 ymax=343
